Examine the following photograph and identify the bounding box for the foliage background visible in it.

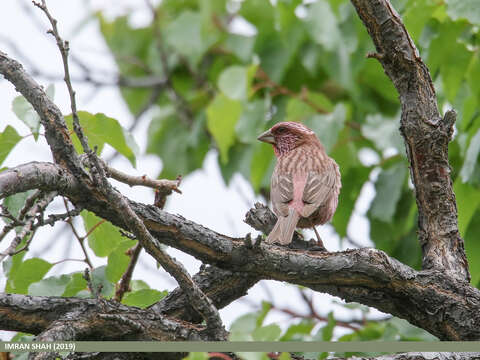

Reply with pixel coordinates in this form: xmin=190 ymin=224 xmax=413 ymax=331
xmin=1 ymin=0 xmax=480 ymax=357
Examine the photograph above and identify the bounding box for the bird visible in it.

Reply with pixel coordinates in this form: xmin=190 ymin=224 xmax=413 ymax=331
xmin=257 ymin=121 xmax=341 ymax=248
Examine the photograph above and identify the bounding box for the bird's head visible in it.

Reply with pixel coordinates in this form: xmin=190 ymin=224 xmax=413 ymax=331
xmin=257 ymin=121 xmax=316 ymax=156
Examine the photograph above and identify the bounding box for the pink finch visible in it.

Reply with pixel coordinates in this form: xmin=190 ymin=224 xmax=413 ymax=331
xmin=257 ymin=121 xmax=341 ymax=247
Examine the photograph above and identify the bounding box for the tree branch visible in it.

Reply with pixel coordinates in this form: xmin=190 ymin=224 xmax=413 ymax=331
xmin=2 ymin=160 xmax=479 ymax=340
xmin=0 ymin=162 xmax=80 ymax=200
xmin=0 ymin=293 xmax=210 ymax=342
xmin=0 ymin=191 xmax=57 ymax=261
xmin=349 ymin=0 xmax=470 ymax=281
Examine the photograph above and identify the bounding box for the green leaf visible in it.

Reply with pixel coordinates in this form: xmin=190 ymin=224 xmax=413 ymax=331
xmin=229 ymin=302 xmax=273 ymax=341
xmin=235 ymin=100 xmax=267 ymax=144
xmin=0 ymin=125 xmax=22 ymax=166
xmin=2 ymin=190 xmax=35 ymax=220
xmin=323 ymin=315 xmax=339 ymax=341
xmin=250 ymin=142 xmax=274 ymax=192
xmin=65 ymin=111 xmax=138 ymax=167
xmin=28 ymin=274 xmax=71 ymax=296
xmin=182 ymin=353 xmax=209 ymax=360
xmin=81 ymin=210 xmax=124 ymax=258
xmin=252 ymin=324 xmax=282 ymax=341
xmin=235 ymin=353 xmax=269 ymax=360
xmin=369 ymin=189 xmax=421 ymax=269
xmin=280 ymin=320 xmax=315 ymax=341
xmin=332 ymin=165 xmax=371 ymax=238
xmin=11 ymin=258 xmax=52 ymax=294
xmin=130 ymin=279 xmax=151 ymax=291
xmin=3 ymin=251 xmax=26 ymax=292
xmin=147 ymin=110 xmax=209 ymax=179
xmin=12 ymin=96 xmax=40 ymax=140
xmin=218 ymin=65 xmax=253 ymax=101
xmin=428 ymin=22 xmax=472 ymax=101
xmin=98 ymin=15 xmax=155 ymax=115
xmin=454 ymin=179 xmax=480 ymax=236
xmin=256 ymin=301 xmax=272 ymax=327
xmin=63 ymin=272 xmax=87 ymax=297
xmin=304 ymin=103 xmax=347 ymax=152
xmin=445 ymin=0 xmax=480 ymax=25
xmin=370 ymin=163 xmax=407 ymax=222
xmin=460 ymin=128 xmax=480 ymax=183
xmin=403 ymin=0 xmax=438 ymax=40
xmin=225 ymin=34 xmax=255 ymax=63
xmin=306 ymin=0 xmax=341 ymax=51
xmin=91 ymin=266 xmax=114 ymax=298
xmin=11 ymin=84 xmax=53 ymax=141
xmin=206 ymin=94 xmax=242 ymax=163
xmin=256 ymin=24 xmax=305 ymax=83
xmin=285 ymin=91 xmax=334 ymax=123
xmin=106 ymin=239 xmax=137 ymax=283
xmin=320 ymin=312 xmax=336 ymax=341
xmin=122 ymin=289 xmax=168 ymax=308
xmin=229 ymin=313 xmax=258 ymax=341
xmin=165 ymin=11 xmax=210 ymax=66
xmin=387 ymin=317 xmax=438 ymax=341
xmin=467 ymin=53 xmax=480 ymax=99
xmin=359 ymin=61 xmax=398 ymax=104
xmin=361 ymin=113 xmax=404 ymax=152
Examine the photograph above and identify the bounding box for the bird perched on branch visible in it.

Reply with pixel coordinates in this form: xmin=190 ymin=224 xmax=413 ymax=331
xmin=257 ymin=122 xmax=341 ymax=248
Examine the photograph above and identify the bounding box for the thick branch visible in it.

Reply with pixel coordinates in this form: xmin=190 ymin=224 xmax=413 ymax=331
xmin=3 ymin=159 xmax=474 ymax=340
xmin=70 ymin=195 xmax=480 ymax=341
xmin=0 ymin=293 xmax=208 ymax=341
xmin=349 ymin=0 xmax=469 ymax=281
xmin=151 ymin=265 xmax=259 ymax=323
xmin=0 ymin=162 xmax=79 ymax=200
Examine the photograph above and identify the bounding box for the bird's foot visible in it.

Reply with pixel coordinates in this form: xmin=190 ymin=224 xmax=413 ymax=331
xmin=287 ymin=238 xmax=327 ymax=251
xmin=309 ymin=238 xmax=328 ymax=252
xmin=243 ymin=232 xmax=263 ymax=251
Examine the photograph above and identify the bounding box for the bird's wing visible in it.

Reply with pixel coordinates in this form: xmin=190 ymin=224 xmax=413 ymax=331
xmin=271 ymin=169 xmax=293 ymax=217
xmin=301 ymin=161 xmax=340 ymax=218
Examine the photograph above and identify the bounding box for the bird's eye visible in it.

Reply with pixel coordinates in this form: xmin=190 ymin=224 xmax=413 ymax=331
xmin=276 ymin=127 xmax=287 ymax=134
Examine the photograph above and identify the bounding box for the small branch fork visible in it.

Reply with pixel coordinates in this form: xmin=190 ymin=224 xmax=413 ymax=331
xmin=0 ymin=191 xmax=57 ymax=262
xmin=79 ymin=155 xmax=182 ymax=194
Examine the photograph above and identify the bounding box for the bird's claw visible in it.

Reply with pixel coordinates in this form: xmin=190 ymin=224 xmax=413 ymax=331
xmin=243 ymin=233 xmax=253 ymax=249
xmin=244 ymin=232 xmax=263 ymax=251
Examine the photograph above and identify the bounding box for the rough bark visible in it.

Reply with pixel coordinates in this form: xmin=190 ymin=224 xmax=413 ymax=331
xmin=0 ymin=293 xmax=207 ymax=341
xmin=349 ymin=0 xmax=470 ymax=281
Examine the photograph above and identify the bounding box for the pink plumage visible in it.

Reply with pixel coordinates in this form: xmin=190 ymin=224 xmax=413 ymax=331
xmin=257 ymin=121 xmax=341 ymax=246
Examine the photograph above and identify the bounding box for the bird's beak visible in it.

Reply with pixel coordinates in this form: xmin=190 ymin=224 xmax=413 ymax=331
xmin=257 ymin=129 xmax=275 ymax=144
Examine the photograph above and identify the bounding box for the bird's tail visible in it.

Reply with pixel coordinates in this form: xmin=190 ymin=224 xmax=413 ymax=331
xmin=265 ymin=208 xmax=300 ymax=245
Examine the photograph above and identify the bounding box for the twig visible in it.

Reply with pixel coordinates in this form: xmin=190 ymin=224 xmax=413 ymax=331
xmin=0 ymin=191 xmax=57 ymax=261
xmin=83 ymin=267 xmax=102 ymax=299
xmin=33 ymin=0 xmax=90 ymax=154
xmin=114 ymin=242 xmax=142 ymax=302
xmin=41 ymin=207 xmax=83 ymax=227
xmin=0 ymin=207 xmax=25 ymax=243
xmin=63 ymin=198 xmax=93 ymax=268
xmin=106 ymin=162 xmax=182 ymax=194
